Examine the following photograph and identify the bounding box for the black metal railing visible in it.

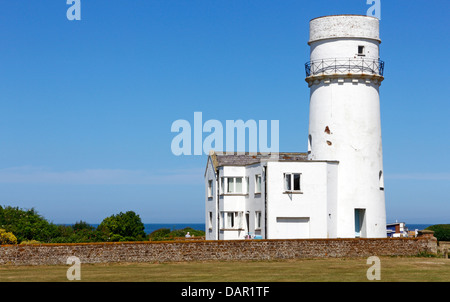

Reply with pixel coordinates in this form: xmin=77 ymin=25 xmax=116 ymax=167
xmin=305 ymin=58 xmax=384 ymax=77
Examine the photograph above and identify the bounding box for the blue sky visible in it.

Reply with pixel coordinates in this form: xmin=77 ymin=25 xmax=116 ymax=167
xmin=0 ymin=0 xmax=448 ymax=224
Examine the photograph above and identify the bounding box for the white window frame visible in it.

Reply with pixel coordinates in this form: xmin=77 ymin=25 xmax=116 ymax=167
xmin=220 ymin=177 xmax=249 ymax=195
xmin=246 ymin=177 xmax=249 ymax=194
xmin=255 ymin=174 xmax=262 ymax=194
xmin=220 ymin=211 xmax=244 ymax=229
xmin=284 ymin=173 xmax=302 ymax=193
xmin=220 ymin=177 xmax=225 ymax=194
xmin=255 ymin=211 xmax=262 ymax=230
xmin=207 ymin=180 xmax=213 ymax=198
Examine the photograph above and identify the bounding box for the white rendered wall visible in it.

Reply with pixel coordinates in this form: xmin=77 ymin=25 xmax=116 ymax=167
xmin=206 ymin=160 xmax=339 ymax=240
xmin=265 ymin=161 xmax=338 ymax=239
xmin=307 ymin=15 xmax=386 ymax=238
xmin=218 ymin=166 xmax=247 ymax=240
xmin=326 ymin=162 xmax=339 ymax=238
xmin=244 ymin=164 xmax=266 ymax=238
xmin=205 ymin=161 xmax=267 ymax=240
xmin=309 ymin=15 xmax=380 ymax=44
xmin=310 ymin=38 xmax=379 ymax=61
xmin=205 ymin=157 xmax=218 ymax=240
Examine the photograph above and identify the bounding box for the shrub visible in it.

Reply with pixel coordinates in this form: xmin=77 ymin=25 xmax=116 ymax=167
xmin=181 ymin=227 xmax=204 ymax=237
xmin=0 ymin=229 xmax=18 ymax=245
xmin=149 ymin=228 xmax=171 ymax=241
xmin=0 ymin=205 xmax=59 ymax=243
xmin=425 ymin=224 xmax=450 ymax=242
xmin=170 ymin=227 xmax=204 ymax=238
xmin=48 ymin=223 xmax=109 ymax=243
xmin=149 ymin=227 xmax=205 ymax=241
xmin=98 ymin=211 xmax=147 ymax=241
xmin=19 ymin=240 xmax=40 ymax=245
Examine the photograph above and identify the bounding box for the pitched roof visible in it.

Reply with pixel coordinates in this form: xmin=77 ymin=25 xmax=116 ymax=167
xmin=208 ymin=151 xmax=309 ymax=170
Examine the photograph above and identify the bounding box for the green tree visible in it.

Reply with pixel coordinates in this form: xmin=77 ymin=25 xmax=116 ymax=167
xmin=425 ymin=224 xmax=450 ymax=242
xmin=48 ymin=222 xmax=109 ymax=244
xmin=0 ymin=205 xmax=59 ymax=243
xmin=98 ymin=211 xmax=146 ymax=241
xmin=73 ymin=220 xmax=95 ymax=232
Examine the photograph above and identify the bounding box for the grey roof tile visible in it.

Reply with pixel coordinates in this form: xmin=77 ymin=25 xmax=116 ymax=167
xmin=210 ymin=151 xmax=309 ymax=169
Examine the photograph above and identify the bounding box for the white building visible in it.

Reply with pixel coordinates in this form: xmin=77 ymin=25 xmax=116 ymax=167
xmin=205 ymin=15 xmax=387 ymax=240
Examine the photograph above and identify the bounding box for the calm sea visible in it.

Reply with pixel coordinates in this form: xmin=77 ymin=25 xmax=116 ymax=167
xmin=403 ymin=224 xmax=433 ymax=231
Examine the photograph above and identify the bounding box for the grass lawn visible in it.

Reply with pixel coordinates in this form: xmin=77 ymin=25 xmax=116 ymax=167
xmin=0 ymin=256 xmax=449 ymax=282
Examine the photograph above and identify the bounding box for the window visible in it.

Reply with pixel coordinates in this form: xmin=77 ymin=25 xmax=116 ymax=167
xmin=284 ymin=173 xmax=302 ymax=192
xmin=379 ymin=171 xmax=384 ymax=190
xmin=221 ymin=177 xmax=248 ymax=194
xmin=221 ymin=211 xmax=243 ymax=229
xmin=207 ymin=180 xmax=213 ymax=198
xmin=227 ymin=212 xmax=235 ymax=228
xmin=255 ymin=211 xmax=262 ymax=229
xmin=208 ymin=212 xmax=213 ymax=229
xmin=255 ymin=175 xmax=262 ymax=193
xmin=308 ymin=135 xmax=312 ymax=154
xmin=235 ymin=177 xmax=242 ymax=193
xmin=358 ymin=45 xmax=365 ymax=56
xmin=293 ymin=174 xmax=301 ymax=191
xmin=227 ymin=177 xmax=235 ymax=193
xmin=285 ymin=173 xmax=291 ymax=191
xmin=246 ymin=177 xmax=249 ymax=194
xmin=220 ymin=177 xmax=225 ymax=194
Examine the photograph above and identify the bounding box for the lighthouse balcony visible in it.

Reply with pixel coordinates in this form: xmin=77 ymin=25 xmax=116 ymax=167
xmin=305 ymin=57 xmax=384 ymax=78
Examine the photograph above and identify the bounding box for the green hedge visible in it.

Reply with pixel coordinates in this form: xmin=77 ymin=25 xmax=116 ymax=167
xmin=149 ymin=227 xmax=205 ymax=241
xmin=425 ymin=224 xmax=450 ymax=241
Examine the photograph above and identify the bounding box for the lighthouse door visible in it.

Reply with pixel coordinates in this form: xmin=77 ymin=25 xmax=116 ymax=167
xmin=354 ymin=209 xmax=366 ymax=238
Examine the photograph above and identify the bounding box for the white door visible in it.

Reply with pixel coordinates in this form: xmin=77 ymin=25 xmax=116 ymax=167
xmin=276 ymin=217 xmax=310 ymax=239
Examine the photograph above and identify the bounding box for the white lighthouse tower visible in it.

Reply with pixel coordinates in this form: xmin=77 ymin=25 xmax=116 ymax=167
xmin=306 ymin=15 xmax=387 ymax=238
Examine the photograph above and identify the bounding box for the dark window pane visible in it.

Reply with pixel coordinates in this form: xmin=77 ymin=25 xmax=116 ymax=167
xmin=285 ymin=174 xmax=291 ymax=191
xmin=293 ymin=173 xmax=301 ymax=191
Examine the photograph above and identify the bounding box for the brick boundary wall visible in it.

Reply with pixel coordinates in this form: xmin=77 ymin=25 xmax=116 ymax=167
xmin=0 ymin=235 xmax=437 ymax=266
